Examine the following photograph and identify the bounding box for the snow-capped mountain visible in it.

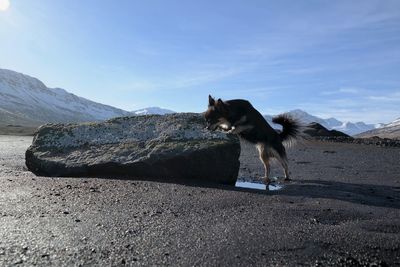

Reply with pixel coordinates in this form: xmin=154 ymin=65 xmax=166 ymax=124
xmin=384 ymin=118 xmax=400 ymax=128
xmin=264 ymin=109 xmax=377 ymax=136
xmin=333 ymin=121 xmax=376 ymax=136
xmin=132 ymin=107 xmax=175 ymax=115
xmin=355 ymin=118 xmax=400 ymax=139
xmin=281 ymin=109 xmax=329 ymax=126
xmin=0 ymin=69 xmax=131 ymax=126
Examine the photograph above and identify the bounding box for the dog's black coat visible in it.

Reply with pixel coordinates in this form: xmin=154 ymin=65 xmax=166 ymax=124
xmin=205 ymin=96 xmax=300 ymax=182
xmin=205 ymin=98 xmax=298 ymax=159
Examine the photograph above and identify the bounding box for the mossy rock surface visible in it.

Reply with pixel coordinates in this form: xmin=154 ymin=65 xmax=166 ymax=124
xmin=26 ymin=113 xmax=240 ymax=185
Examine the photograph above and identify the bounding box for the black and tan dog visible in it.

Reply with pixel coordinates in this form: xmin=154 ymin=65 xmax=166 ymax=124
xmin=204 ymin=95 xmax=300 ymax=185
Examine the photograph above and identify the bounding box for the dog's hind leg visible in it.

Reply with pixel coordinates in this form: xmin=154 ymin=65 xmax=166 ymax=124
xmin=282 ymin=160 xmax=290 ymax=181
xmin=272 ymin=144 xmax=291 ymax=181
xmin=256 ymin=143 xmax=271 ymax=185
xmin=276 ymin=155 xmax=290 ymax=181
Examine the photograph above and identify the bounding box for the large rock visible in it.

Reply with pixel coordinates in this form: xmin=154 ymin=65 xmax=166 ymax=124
xmin=26 ymin=113 xmax=241 ymax=185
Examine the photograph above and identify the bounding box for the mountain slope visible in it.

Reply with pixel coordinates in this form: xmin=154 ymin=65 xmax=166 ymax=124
xmin=132 ymin=107 xmax=175 ymax=115
xmin=0 ymin=69 xmax=131 ymax=126
xmin=286 ymin=109 xmax=377 ymax=135
xmin=303 ymin=122 xmax=350 ymax=138
xmin=265 ymin=109 xmax=377 ymax=136
xmin=355 ymin=118 xmax=400 ymax=139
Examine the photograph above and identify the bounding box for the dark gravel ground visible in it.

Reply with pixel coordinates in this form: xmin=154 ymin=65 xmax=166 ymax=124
xmin=1 ymin=135 xmax=400 ymax=266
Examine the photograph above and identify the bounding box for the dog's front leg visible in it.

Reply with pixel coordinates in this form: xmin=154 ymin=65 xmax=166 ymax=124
xmin=257 ymin=143 xmax=271 ymax=186
xmin=227 ymin=125 xmax=253 ymax=134
xmin=227 ymin=116 xmax=252 ymax=134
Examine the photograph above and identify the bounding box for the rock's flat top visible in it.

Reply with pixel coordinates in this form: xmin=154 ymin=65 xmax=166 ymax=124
xmin=28 ymin=113 xmax=234 ymax=164
xmin=31 ymin=113 xmax=230 ymax=148
xmin=1 ymin=135 xmax=400 ymax=266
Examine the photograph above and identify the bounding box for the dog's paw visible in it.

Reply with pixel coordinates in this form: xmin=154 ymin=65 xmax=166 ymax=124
xmin=226 ymin=126 xmax=236 ymax=134
xmin=218 ymin=123 xmax=231 ymax=131
xmin=218 ymin=126 xmax=232 ymax=133
xmin=262 ymin=176 xmax=271 ymax=185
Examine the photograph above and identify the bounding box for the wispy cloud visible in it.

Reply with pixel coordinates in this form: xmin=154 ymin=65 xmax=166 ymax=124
xmin=339 ymin=87 xmax=361 ymax=94
xmin=171 ymin=66 xmax=244 ymax=89
xmin=298 ymin=88 xmax=400 ymax=123
xmin=367 ymin=91 xmax=400 ymax=102
xmin=321 ymin=87 xmax=363 ymax=96
xmin=109 ymin=64 xmax=245 ymax=94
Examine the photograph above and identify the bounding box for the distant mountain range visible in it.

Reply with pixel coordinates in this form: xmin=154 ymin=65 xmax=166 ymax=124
xmin=264 ymin=109 xmax=378 ymax=136
xmin=355 ymin=118 xmax=400 ymax=139
xmin=132 ymin=107 xmax=175 ymax=115
xmin=1 ymin=68 xmax=398 ymax=138
xmin=0 ymin=68 xmax=175 ymax=128
xmin=0 ymin=69 xmax=130 ymax=127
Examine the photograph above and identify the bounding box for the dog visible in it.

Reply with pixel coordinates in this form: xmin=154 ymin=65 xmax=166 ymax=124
xmin=204 ymin=95 xmax=300 ymax=185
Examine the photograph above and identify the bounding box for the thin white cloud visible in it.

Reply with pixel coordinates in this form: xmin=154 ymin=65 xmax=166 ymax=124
xmin=298 ymin=88 xmax=400 ymax=123
xmin=339 ymin=87 xmax=361 ymax=94
xmin=109 ymin=65 xmax=245 ymax=93
xmin=367 ymin=91 xmax=400 ymax=101
xmin=171 ymin=66 xmax=243 ymax=89
xmin=321 ymin=87 xmax=377 ymax=96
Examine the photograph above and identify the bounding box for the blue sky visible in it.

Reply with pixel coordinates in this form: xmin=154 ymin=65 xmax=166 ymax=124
xmin=1 ymin=0 xmax=399 ymax=123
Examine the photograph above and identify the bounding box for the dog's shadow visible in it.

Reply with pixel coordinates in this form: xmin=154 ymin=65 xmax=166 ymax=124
xmin=31 ymin=168 xmax=400 ymax=210
xmin=93 ymin=175 xmax=400 ymax=210
xmin=228 ymin=179 xmax=400 ymax=210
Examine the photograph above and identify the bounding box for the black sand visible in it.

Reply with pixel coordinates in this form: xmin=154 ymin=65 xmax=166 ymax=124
xmin=0 ymin=135 xmax=399 ymax=266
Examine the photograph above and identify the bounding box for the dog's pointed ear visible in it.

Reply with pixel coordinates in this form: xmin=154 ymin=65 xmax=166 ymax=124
xmin=216 ymin=98 xmax=227 ymax=112
xmin=208 ymin=95 xmax=215 ymax=106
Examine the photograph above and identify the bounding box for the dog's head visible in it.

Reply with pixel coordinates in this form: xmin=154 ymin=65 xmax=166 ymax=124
xmin=204 ymin=95 xmax=230 ymax=131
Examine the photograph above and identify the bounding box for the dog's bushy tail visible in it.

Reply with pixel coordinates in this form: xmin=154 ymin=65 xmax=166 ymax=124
xmin=272 ymin=114 xmax=301 ymax=146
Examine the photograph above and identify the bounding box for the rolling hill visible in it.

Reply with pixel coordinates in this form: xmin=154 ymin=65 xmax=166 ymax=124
xmin=0 ymin=68 xmax=131 ymax=128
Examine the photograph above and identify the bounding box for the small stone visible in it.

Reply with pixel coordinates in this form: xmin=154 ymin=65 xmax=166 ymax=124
xmin=14 ymin=259 xmax=23 ymax=264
